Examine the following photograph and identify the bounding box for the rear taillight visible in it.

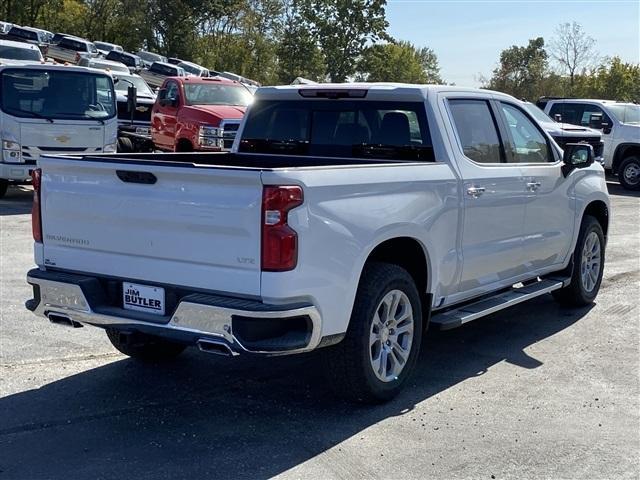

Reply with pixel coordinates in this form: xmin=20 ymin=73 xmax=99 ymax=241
xmin=31 ymin=168 xmax=42 ymax=243
xmin=261 ymin=186 xmax=303 ymax=272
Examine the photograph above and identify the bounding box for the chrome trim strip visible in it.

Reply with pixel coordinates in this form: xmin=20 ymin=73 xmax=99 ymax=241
xmin=28 ymin=276 xmax=322 ymax=355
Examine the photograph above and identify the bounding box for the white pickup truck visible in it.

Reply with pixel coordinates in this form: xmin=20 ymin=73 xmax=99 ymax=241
xmin=26 ymin=84 xmax=609 ymax=402
xmin=543 ymin=98 xmax=640 ymax=190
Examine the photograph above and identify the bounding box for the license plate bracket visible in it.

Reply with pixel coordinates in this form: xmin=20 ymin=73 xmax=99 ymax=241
xmin=123 ymin=282 xmax=165 ymax=315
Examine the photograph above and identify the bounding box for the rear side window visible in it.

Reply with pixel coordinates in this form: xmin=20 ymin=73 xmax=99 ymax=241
xmin=499 ymin=103 xmax=552 ymax=163
xmin=239 ymin=100 xmax=433 ymax=161
xmin=548 ymin=103 xmax=581 ymax=125
xmin=448 ymin=99 xmax=503 ymax=164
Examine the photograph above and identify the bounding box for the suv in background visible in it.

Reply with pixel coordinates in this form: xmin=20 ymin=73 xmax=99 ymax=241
xmin=140 ymin=61 xmax=186 ymax=88
xmin=543 ymin=99 xmax=640 ymax=190
xmin=105 ymin=50 xmax=144 ymax=73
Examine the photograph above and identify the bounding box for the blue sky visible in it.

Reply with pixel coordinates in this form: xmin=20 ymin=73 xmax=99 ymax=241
xmin=386 ymin=0 xmax=640 ymax=86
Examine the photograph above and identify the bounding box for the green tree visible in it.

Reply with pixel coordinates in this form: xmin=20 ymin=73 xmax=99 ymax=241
xmin=301 ymin=0 xmax=389 ymax=82
xmin=484 ymin=37 xmax=549 ymax=100
xmin=356 ymin=40 xmax=442 ymax=84
xmin=275 ymin=2 xmax=325 ymax=83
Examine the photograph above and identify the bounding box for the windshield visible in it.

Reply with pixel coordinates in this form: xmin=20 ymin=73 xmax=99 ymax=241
xmin=524 ymin=103 xmax=553 ymax=124
xmin=114 ymin=75 xmax=154 ymax=97
xmin=608 ymin=104 xmax=640 ymax=125
xmin=183 ymin=83 xmax=253 ymax=106
xmin=0 ymin=45 xmax=42 ymax=61
xmin=238 ymin=99 xmax=434 ymax=161
xmin=0 ymin=68 xmax=116 ymax=121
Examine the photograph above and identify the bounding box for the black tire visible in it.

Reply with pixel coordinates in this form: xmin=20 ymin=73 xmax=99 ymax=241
xmin=553 ymin=215 xmax=605 ymax=306
xmin=323 ymin=261 xmax=423 ymax=403
xmin=618 ymin=156 xmax=640 ymax=191
xmin=117 ymin=137 xmax=134 ymax=153
xmin=106 ymin=328 xmax=186 ymax=361
xmin=0 ymin=179 xmax=8 ymax=199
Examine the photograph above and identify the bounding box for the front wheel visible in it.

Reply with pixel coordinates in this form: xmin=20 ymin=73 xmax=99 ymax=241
xmin=553 ymin=215 xmax=605 ymax=306
xmin=323 ymin=262 xmax=423 ymax=403
xmin=618 ymin=156 xmax=640 ymax=191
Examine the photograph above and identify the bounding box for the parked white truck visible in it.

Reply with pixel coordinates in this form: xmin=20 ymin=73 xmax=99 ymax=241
xmin=542 ymin=98 xmax=640 ymax=190
xmin=26 ymin=84 xmax=609 ymax=402
xmin=0 ymin=64 xmax=117 ymax=197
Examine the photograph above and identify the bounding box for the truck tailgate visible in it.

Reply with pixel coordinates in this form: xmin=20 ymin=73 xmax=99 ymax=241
xmin=39 ymin=156 xmax=263 ymax=296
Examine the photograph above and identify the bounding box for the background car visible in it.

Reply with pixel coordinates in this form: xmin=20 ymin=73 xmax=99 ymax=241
xmin=177 ymin=61 xmax=209 ymax=77
xmin=106 ymin=50 xmax=144 ymax=73
xmin=94 ymin=41 xmax=123 ymax=57
xmin=136 ymin=50 xmax=167 ymax=68
xmin=0 ymin=39 xmax=44 ymax=65
xmin=77 ymin=57 xmax=129 ymax=73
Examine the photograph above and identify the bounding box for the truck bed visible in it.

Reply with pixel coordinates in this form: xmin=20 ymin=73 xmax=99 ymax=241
xmin=63 ymin=151 xmax=418 ymax=170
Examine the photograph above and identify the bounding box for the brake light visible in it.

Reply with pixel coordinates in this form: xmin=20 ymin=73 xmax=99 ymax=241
xmin=261 ymin=186 xmax=303 ymax=271
xmin=31 ymin=169 xmax=42 ymax=243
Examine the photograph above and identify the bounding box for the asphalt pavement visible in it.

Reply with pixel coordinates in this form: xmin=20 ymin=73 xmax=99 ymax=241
xmin=0 ymin=182 xmax=638 ymax=480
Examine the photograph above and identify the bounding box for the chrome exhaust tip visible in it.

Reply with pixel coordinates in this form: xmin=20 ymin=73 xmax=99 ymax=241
xmin=197 ymin=339 xmax=237 ymax=357
xmin=47 ymin=313 xmax=83 ymax=328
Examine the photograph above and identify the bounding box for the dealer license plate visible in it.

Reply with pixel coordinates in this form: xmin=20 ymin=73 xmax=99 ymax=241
xmin=123 ymin=282 xmax=165 ymax=315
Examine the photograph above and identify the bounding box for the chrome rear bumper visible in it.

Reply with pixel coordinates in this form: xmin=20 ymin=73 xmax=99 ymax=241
xmin=27 ymin=269 xmax=322 ymax=356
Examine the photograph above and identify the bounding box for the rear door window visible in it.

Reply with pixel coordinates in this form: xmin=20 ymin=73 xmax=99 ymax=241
xmin=448 ymin=99 xmax=504 ymax=164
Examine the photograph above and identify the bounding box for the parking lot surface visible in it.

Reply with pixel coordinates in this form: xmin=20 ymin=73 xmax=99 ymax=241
xmin=1 ymin=183 xmax=639 ymax=480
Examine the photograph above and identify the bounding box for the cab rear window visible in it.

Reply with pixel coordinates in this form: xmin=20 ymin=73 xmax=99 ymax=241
xmin=238 ymin=100 xmax=433 ymax=161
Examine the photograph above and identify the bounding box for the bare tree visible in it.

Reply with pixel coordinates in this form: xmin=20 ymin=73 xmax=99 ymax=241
xmin=549 ymin=22 xmax=597 ymax=89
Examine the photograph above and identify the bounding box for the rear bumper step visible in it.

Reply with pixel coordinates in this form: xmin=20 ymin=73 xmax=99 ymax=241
xmin=26 ymin=268 xmax=322 ymax=355
xmin=431 ymin=277 xmax=570 ymax=330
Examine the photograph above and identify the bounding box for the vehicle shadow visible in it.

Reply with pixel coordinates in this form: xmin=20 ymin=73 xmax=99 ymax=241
xmin=606 ymin=180 xmax=640 ymax=198
xmin=0 ymin=296 xmax=592 ymax=480
xmin=0 ymin=186 xmax=32 ymax=216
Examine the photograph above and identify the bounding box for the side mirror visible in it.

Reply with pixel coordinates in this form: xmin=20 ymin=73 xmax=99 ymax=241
xmin=553 ymin=114 xmax=562 ymax=122
xmin=562 ymin=143 xmax=594 ymax=176
xmin=589 ymin=113 xmax=603 ymax=130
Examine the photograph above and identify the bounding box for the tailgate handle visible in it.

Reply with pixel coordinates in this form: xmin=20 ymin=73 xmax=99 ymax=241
xmin=116 ymin=170 xmax=157 ymax=185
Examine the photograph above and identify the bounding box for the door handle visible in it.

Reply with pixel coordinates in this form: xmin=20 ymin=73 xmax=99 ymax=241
xmin=466 ymin=186 xmax=485 ymax=198
xmin=526 ymin=181 xmax=541 ymax=192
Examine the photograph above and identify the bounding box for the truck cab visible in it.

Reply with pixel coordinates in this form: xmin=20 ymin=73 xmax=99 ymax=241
xmin=0 ymin=64 xmax=117 ymax=197
xmin=543 ymin=99 xmax=640 ymax=190
xmin=151 ymin=76 xmax=253 ymax=152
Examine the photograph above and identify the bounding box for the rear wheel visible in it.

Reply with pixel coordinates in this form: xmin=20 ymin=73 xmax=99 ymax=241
xmin=106 ymin=329 xmax=186 ymax=361
xmin=553 ymin=215 xmax=605 ymax=306
xmin=618 ymin=156 xmax=640 ymax=191
xmin=324 ymin=262 xmax=423 ymax=403
xmin=0 ymin=179 xmax=8 ymax=198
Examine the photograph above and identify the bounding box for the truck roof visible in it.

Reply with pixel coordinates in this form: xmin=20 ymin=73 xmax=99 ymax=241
xmin=546 ymin=98 xmax=637 ymax=107
xmin=174 ymin=75 xmax=240 ymax=86
xmin=0 ymin=63 xmax=112 ymax=74
xmin=0 ymin=39 xmax=41 ymax=50
xmin=255 ymin=82 xmax=513 ymax=102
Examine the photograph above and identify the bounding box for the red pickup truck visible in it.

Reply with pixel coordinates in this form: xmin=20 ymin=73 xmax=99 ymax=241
xmin=151 ymin=76 xmax=254 ymax=152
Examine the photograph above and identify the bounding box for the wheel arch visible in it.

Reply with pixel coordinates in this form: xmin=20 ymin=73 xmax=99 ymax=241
xmin=360 ymin=237 xmax=433 ymax=326
xmin=612 ymin=143 xmax=640 ymax=173
xmin=582 ymin=199 xmax=609 ymax=240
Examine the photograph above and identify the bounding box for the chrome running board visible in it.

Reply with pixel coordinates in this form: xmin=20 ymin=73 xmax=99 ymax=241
xmin=431 ymin=277 xmax=570 ymax=331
